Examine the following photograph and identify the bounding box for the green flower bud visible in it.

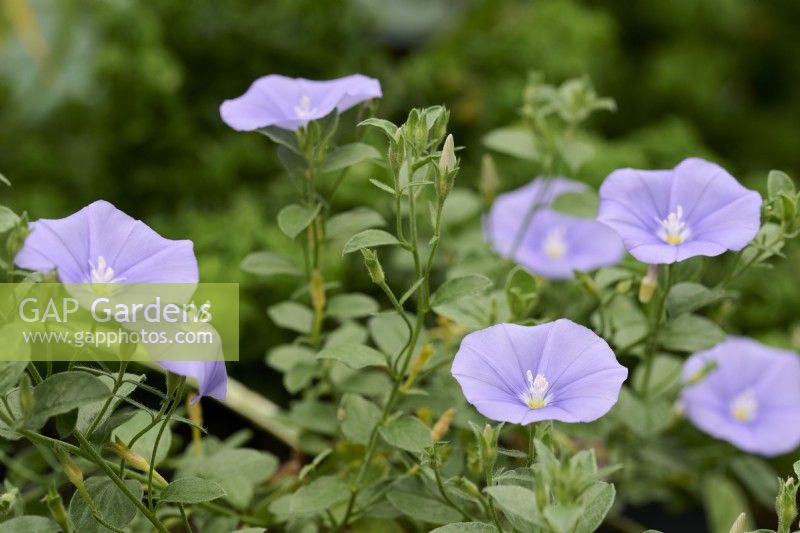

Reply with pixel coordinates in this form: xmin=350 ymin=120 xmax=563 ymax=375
xmin=436 ymin=134 xmax=457 ymax=199
xmin=361 ymin=248 xmax=385 ymax=285
xmin=44 ymin=484 xmax=70 ymax=533
xmin=480 ymin=154 xmax=498 ymax=206
xmin=18 ymin=373 xmax=33 ymax=416
xmin=638 ymin=264 xmax=658 ymax=304
xmin=776 ymin=476 xmax=798 ymax=533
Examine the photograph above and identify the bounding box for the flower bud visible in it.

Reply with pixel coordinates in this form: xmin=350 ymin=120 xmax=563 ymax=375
xmin=186 ymin=394 xmax=203 ymax=456
xmin=638 ymin=264 xmax=658 ymax=304
xmin=110 ymin=438 xmax=168 ymax=488
xmin=18 ymin=373 xmax=33 ymax=417
xmin=402 ymin=343 xmax=433 ymax=391
xmin=54 ymin=447 xmax=84 ymax=489
xmin=361 ymin=248 xmax=384 ymax=285
xmin=431 ymin=408 xmax=456 ymax=443
xmin=480 ymin=154 xmax=498 ymax=206
xmin=388 ymin=130 xmax=406 ymax=172
xmin=776 ymin=477 xmax=798 ymax=533
xmin=5 ymin=224 xmax=29 ymax=258
xmin=310 ymin=269 xmax=326 ymax=313
xmin=44 ymin=484 xmax=69 ymax=533
xmin=480 ymin=423 xmax=499 ymax=471
xmin=436 ymin=134 xmax=457 ymax=199
xmin=728 ymin=512 xmax=746 ymax=533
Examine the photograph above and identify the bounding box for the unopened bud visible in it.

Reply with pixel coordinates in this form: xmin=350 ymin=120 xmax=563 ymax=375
xmin=777 ymin=477 xmax=798 ymax=533
xmin=638 ymin=264 xmax=658 ymax=304
xmin=431 ymin=408 xmax=456 ymax=443
xmin=6 ymin=224 xmax=29 ymax=258
xmin=436 ymin=134 xmax=457 ymax=199
xmin=388 ymin=132 xmax=406 ymax=172
xmin=110 ymin=439 xmax=168 ymax=488
xmin=361 ymin=248 xmax=385 ymax=285
xmin=44 ymin=484 xmax=69 ymax=532
xmin=480 ymin=424 xmax=498 ymax=470
xmin=402 ymin=343 xmax=434 ymax=391
xmin=728 ymin=512 xmax=746 ymax=533
xmin=310 ymin=269 xmax=326 ymax=313
xmin=55 ymin=448 xmax=83 ymax=488
xmin=187 ymin=394 xmax=203 ymax=456
xmin=18 ymin=373 xmax=33 ymax=416
xmin=480 ymin=154 xmax=498 ymax=206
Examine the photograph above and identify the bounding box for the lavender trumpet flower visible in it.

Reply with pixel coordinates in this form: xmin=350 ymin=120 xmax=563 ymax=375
xmin=220 ymin=74 xmax=382 ymax=132
xmin=451 ymin=319 xmax=627 ymax=424
xmin=15 ymin=200 xmax=227 ymax=400
xmin=681 ymin=337 xmax=800 ymax=456
xmin=597 ymin=158 xmax=761 ymax=264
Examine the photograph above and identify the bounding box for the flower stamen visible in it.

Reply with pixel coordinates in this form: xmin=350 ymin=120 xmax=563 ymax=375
xmin=294 ymin=95 xmax=316 ymax=119
xmin=519 ymin=370 xmax=550 ymax=409
xmin=88 ymin=256 xmax=125 ymax=285
xmin=542 ymin=227 xmax=568 ymax=259
xmin=656 ymin=205 xmax=690 ymax=245
xmin=729 ymin=389 xmax=758 ymax=422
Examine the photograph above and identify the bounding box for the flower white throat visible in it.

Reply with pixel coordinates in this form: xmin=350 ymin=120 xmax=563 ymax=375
xmin=542 ymin=227 xmax=568 ymax=260
xmin=88 ymin=256 xmax=125 ymax=284
xmin=294 ymin=95 xmax=317 ymax=119
xmin=656 ymin=205 xmax=691 ymax=245
xmin=519 ymin=370 xmax=551 ymax=409
xmin=729 ymin=389 xmax=758 ymax=422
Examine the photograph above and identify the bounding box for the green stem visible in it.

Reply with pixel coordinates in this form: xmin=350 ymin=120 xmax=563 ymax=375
xmin=433 ymin=462 xmax=471 ymax=521
xmin=641 ymin=264 xmax=673 ymax=396
xmin=74 ymin=430 xmax=169 ymax=533
xmin=86 ymin=361 xmax=128 ymax=436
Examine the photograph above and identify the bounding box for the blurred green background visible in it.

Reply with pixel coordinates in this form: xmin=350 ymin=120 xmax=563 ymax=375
xmin=2 ymin=0 xmax=800 ymax=401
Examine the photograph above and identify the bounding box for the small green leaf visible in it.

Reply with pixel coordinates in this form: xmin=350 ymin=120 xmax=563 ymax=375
xmin=339 ymin=393 xmax=381 ymax=444
xmin=431 ymin=275 xmax=493 ymax=307
xmin=659 ymin=314 xmax=725 ymax=352
xmin=0 ymin=207 xmax=20 ymax=233
xmin=358 ymin=117 xmax=398 ymax=139
xmin=379 ymin=415 xmax=432 ymax=453
xmin=702 ymin=474 xmax=752 ymax=533
xmin=326 ymin=293 xmax=379 ymax=320
xmin=30 ymin=372 xmax=111 ymax=429
xmin=258 ymin=126 xmax=301 ymax=154
xmin=429 ymin=523 xmax=497 ymax=533
xmin=0 ymin=516 xmax=59 ymax=533
xmin=632 ymin=355 xmax=682 ymax=398
xmin=666 ymin=282 xmax=725 ymax=317
xmin=768 ymin=170 xmax=795 ymax=199
xmin=321 ymin=142 xmax=381 ymax=173
xmin=266 ymin=344 xmax=316 ymax=372
xmin=278 ymin=204 xmax=321 ymax=239
xmin=551 ymin=191 xmax=599 ymax=218
xmin=267 ymin=301 xmax=313 ymax=334
xmin=159 ymin=477 xmax=226 ymax=504
xmin=178 ymin=449 xmax=277 ymax=509
xmin=342 ymin=229 xmax=400 ymax=255
xmin=0 ymin=172 xmax=10 ymax=186
xmin=241 ymin=252 xmax=302 ymax=277
xmin=289 ymin=476 xmax=349 ymax=515
xmin=317 ymin=343 xmax=387 ymax=370
xmin=486 ymin=485 xmax=539 ymax=523
xmin=575 ymin=482 xmax=615 ymax=533
xmin=387 ymin=489 xmax=462 ymax=525
xmin=369 ymin=178 xmax=397 ymax=195
xmin=68 ymin=477 xmax=143 ymax=533
xmin=482 ymin=127 xmax=539 ymax=161
xmin=729 ymin=456 xmax=778 ymax=508
xmin=325 ymin=207 xmax=385 ymax=239
xmin=111 ymin=411 xmax=172 ymax=466
xmin=0 ymin=362 xmax=27 ymax=394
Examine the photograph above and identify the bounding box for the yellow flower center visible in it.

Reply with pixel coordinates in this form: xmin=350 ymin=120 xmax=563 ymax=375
xmin=519 ymin=370 xmax=550 ymax=409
